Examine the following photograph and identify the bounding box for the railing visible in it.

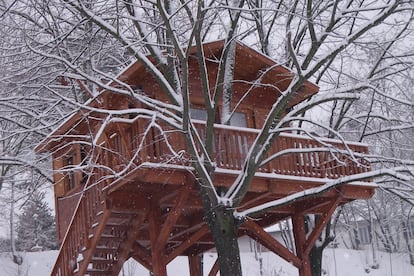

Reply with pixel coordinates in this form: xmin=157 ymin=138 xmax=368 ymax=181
xmin=51 ymin=157 xmax=108 ymax=275
xmin=108 ymin=118 xmax=370 ymax=180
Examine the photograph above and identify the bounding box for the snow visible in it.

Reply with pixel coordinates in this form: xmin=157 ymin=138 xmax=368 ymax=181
xmin=0 ymin=251 xmax=57 ymax=276
xmin=1 ymin=249 xmax=414 ymax=275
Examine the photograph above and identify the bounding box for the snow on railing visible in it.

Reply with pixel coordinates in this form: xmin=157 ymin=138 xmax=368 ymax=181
xmin=107 ymin=118 xmax=370 ymax=179
xmin=51 ymin=155 xmax=108 ymax=276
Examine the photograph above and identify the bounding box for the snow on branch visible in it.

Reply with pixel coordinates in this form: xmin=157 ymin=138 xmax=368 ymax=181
xmin=63 ymin=0 xmax=183 ymax=106
xmin=234 ymin=166 xmax=414 ymax=219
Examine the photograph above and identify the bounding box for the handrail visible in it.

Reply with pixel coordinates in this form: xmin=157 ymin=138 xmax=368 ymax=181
xmin=124 ymin=118 xmax=370 ymax=179
xmin=51 ymin=161 xmax=107 ymax=275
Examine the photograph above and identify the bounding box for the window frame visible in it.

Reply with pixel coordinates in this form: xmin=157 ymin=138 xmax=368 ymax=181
xmin=64 ymin=152 xmax=76 ymax=192
xmin=357 ymin=225 xmax=371 ymax=245
xmin=408 ymin=219 xmax=414 ymax=239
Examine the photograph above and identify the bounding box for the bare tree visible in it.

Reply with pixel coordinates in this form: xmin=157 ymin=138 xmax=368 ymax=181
xmin=2 ymin=0 xmax=414 ymax=275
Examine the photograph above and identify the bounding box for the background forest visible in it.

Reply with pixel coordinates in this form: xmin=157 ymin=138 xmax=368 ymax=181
xmin=0 ymin=0 xmax=413 ymax=275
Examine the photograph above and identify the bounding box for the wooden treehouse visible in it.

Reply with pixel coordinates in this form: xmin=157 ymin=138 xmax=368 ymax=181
xmin=36 ymin=41 xmax=375 ymax=276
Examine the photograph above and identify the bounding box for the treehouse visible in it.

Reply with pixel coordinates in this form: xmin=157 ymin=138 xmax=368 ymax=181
xmin=36 ymin=40 xmax=375 ymax=276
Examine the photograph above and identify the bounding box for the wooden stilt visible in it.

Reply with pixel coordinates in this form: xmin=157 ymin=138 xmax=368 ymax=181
xmin=131 ymin=242 xmax=153 ymax=270
xmin=189 ymin=254 xmax=203 ymax=276
xmin=156 ymin=186 xmax=191 ymax=249
xmin=243 ymin=219 xmax=301 ymax=268
xmin=304 ymin=197 xmax=341 ymax=255
xmin=111 ymin=214 xmax=145 ymax=275
xmin=148 ymin=200 xmax=167 ymax=276
xmin=165 ymin=225 xmax=209 ymax=263
xmin=208 ymin=258 xmax=219 ymax=276
xmin=292 ymin=214 xmax=311 ymax=276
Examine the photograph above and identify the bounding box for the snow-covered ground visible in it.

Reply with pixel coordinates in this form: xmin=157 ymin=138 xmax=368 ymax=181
xmin=1 ymin=248 xmax=413 ymax=275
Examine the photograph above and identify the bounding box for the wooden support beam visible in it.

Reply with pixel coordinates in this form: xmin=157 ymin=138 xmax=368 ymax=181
xmin=295 ymin=197 xmax=332 ymax=215
xmin=188 ymin=255 xmax=203 ymax=276
xmin=109 ymin=191 xmax=149 ymax=210
xmin=292 ymin=214 xmax=311 ymax=276
xmin=243 ymin=219 xmax=301 ymax=268
xmin=340 ymin=184 xmax=376 ymax=199
xmin=208 ymin=258 xmax=220 ymax=276
xmin=238 ymin=192 xmax=272 ymax=210
xmin=131 ymin=242 xmax=153 ymax=270
xmin=111 ymin=214 xmax=146 ymax=275
xmin=148 ymin=200 xmax=167 ymax=276
xmin=166 ymin=217 xmax=206 ymax=239
xmin=165 ymin=224 xmax=209 ymax=263
xmin=156 ymin=186 xmax=191 ymax=252
xmin=304 ymin=197 xmax=341 ymax=255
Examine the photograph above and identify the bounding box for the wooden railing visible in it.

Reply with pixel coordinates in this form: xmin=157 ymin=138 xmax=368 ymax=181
xmin=108 ymin=118 xmax=370 ymax=179
xmin=51 ymin=162 xmax=108 ymax=275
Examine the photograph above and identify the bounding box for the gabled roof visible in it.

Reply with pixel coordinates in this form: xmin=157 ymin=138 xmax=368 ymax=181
xmin=35 ymin=40 xmax=318 ymax=153
xmin=119 ymin=40 xmax=318 ymax=96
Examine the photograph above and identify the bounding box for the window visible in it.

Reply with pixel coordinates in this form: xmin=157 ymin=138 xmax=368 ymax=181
xmin=65 ymin=153 xmax=75 ymax=192
xmin=62 ymin=144 xmax=90 ymax=193
xmin=409 ymin=219 xmax=414 ymax=239
xmin=357 ymin=225 xmax=371 ymax=244
xmin=190 ymin=107 xmax=248 ymax=127
xmin=80 ymin=145 xmax=88 ymax=185
xmin=190 ymin=108 xmax=207 ymax=121
xmin=229 ymin=112 xmax=247 ymax=127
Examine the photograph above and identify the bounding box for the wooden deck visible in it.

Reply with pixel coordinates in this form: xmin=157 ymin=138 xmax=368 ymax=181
xmin=51 ymin=118 xmax=374 ymax=275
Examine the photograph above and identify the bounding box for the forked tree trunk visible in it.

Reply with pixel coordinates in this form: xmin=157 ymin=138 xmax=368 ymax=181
xmin=204 ymin=203 xmax=242 ymax=275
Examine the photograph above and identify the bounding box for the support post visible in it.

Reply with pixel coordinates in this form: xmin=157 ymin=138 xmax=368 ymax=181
xmin=111 ymin=213 xmax=146 ymax=275
xmin=243 ymin=219 xmax=301 ymax=268
xmin=189 ymin=254 xmax=203 ymax=276
xmin=304 ymin=198 xmax=341 ymax=255
xmin=292 ymin=214 xmax=311 ymax=276
xmin=208 ymin=258 xmax=219 ymax=276
xmin=148 ymin=200 xmax=167 ymax=276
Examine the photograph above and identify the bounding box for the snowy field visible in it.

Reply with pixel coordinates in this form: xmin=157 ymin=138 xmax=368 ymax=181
xmin=1 ymin=248 xmax=414 ymax=275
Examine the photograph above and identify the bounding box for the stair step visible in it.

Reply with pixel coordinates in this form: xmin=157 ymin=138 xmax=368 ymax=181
xmin=105 ymin=222 xmax=129 ymax=229
xmin=85 ymin=268 xmax=113 ymax=275
xmin=100 ymin=234 xmax=123 ymax=241
xmin=91 ymin=257 xmax=116 ymax=264
xmin=110 ymin=210 xmax=138 ymax=218
xmin=95 ymin=245 xmax=118 ymax=252
xmin=96 ymin=210 xmax=104 ymax=217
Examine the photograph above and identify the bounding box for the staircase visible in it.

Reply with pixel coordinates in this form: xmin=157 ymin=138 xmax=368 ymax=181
xmin=51 ymin=178 xmax=140 ymax=276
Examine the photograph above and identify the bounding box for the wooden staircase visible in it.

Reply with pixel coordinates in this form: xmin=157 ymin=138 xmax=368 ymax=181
xmin=79 ymin=210 xmax=140 ymax=275
xmin=51 ymin=185 xmax=143 ymax=276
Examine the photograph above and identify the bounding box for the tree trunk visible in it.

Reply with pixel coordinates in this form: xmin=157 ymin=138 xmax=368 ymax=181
xmin=10 ymin=180 xmax=23 ymax=265
xmin=204 ymin=204 xmax=242 ymax=276
xmin=401 ymin=219 xmax=414 ymax=265
xmin=309 ymin=245 xmax=323 ymax=276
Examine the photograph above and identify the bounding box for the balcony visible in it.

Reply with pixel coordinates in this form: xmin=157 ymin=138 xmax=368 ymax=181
xmin=99 ymin=117 xmax=371 ymax=195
